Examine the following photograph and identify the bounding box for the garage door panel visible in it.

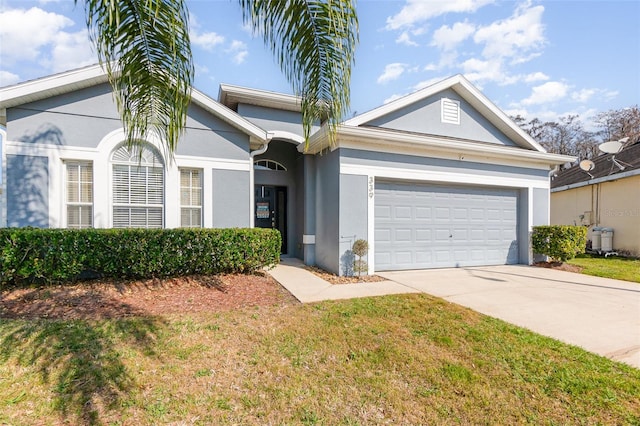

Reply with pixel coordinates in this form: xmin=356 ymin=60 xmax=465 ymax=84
xmin=375 ymin=181 xmax=519 ymax=271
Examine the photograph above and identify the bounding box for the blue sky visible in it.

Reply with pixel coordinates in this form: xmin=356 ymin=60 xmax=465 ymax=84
xmin=1 ymin=0 xmax=638 ymax=129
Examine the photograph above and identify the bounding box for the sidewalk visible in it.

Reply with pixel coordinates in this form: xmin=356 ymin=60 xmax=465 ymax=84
xmin=267 ymin=258 xmax=418 ymax=303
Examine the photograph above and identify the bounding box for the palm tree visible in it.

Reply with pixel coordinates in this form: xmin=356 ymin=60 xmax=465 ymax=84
xmin=80 ymin=0 xmax=358 ymax=154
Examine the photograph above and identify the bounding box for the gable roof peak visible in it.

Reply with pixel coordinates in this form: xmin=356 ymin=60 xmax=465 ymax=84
xmin=345 ymin=74 xmax=545 ymax=153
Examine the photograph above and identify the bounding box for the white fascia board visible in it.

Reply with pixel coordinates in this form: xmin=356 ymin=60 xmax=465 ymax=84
xmin=551 ymin=169 xmax=640 ymax=192
xmin=344 ymin=74 xmax=545 ymax=153
xmin=0 ymin=64 xmax=108 ymax=108
xmin=218 ymin=83 xmax=301 ymax=112
xmin=190 ymin=89 xmax=268 ymax=142
xmin=319 ymin=125 xmax=574 ymax=168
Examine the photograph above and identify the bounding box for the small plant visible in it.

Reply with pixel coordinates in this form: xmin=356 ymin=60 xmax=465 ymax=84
xmin=352 ymin=239 xmax=369 ymax=276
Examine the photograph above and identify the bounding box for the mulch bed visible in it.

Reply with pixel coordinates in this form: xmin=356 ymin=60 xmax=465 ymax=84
xmin=0 ymin=273 xmax=298 ymax=320
xmin=304 ymin=266 xmax=387 ymax=285
xmin=533 ymin=261 xmax=583 ymax=274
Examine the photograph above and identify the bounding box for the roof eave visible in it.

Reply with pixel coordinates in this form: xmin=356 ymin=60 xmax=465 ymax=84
xmin=218 ymin=83 xmax=301 ymax=113
xmin=306 ymin=124 xmax=574 ymax=168
xmin=0 ymin=64 xmax=109 ymax=108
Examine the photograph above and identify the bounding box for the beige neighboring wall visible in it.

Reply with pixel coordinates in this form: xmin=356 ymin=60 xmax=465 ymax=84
xmin=551 ymin=175 xmax=640 ymax=255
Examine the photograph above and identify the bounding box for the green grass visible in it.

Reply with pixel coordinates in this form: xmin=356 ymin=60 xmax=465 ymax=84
xmin=568 ymin=254 xmax=640 ymax=283
xmin=1 ymin=295 xmax=639 ymax=425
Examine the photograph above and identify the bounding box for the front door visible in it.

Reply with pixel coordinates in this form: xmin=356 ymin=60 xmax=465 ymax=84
xmin=255 ymin=185 xmax=287 ymax=254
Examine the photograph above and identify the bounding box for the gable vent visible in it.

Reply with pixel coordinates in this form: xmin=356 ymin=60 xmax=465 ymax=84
xmin=441 ymin=98 xmax=460 ymax=125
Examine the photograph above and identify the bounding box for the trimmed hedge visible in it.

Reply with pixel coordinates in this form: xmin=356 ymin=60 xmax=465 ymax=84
xmin=531 ymin=225 xmax=587 ymax=262
xmin=0 ymin=227 xmax=281 ymax=286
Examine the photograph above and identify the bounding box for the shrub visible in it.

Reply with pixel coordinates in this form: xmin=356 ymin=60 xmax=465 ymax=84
xmin=0 ymin=227 xmax=281 ymax=287
xmin=531 ymin=225 xmax=587 ymax=262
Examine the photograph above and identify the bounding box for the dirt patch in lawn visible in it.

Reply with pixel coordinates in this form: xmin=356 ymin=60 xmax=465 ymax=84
xmin=0 ymin=272 xmax=298 ymax=320
xmin=304 ymin=266 xmax=387 ymax=285
xmin=533 ymin=261 xmax=583 ymax=274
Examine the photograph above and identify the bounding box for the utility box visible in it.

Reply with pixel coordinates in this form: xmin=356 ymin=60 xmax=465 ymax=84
xmin=601 ymin=228 xmax=614 ymax=252
xmin=591 ymin=227 xmax=603 ymax=251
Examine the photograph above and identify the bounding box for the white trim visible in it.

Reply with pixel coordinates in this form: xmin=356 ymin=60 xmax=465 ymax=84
xmin=219 ymin=83 xmax=302 ymax=113
xmin=267 ymin=130 xmax=305 ymax=145
xmin=306 ymin=124 xmax=574 ymax=168
xmin=367 ymin=175 xmax=375 ymax=275
xmin=340 ymin=163 xmax=550 ymax=190
xmin=302 ymin=234 xmax=316 ymax=244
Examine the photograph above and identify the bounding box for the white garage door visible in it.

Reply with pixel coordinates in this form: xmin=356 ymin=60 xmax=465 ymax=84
xmin=375 ymin=181 xmax=519 ymax=271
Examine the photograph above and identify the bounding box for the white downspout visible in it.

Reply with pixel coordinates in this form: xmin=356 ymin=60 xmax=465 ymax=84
xmin=249 ymin=133 xmax=272 ymax=227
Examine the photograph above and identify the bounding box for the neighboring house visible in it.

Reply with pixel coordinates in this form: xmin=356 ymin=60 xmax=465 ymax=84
xmin=551 ymin=141 xmax=640 ymax=255
xmin=0 ymin=65 xmax=572 ymax=275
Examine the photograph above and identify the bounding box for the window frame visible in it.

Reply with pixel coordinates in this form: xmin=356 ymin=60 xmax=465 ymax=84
xmin=179 ymin=168 xmax=203 ymax=228
xmin=64 ymin=160 xmax=94 ymax=229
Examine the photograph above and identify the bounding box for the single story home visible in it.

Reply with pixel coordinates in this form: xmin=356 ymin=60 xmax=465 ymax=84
xmin=551 ymin=141 xmax=640 ymax=255
xmin=0 ymin=65 xmax=572 ymax=275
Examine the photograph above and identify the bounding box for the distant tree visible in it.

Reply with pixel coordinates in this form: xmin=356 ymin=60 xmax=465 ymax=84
xmin=513 ymin=114 xmax=598 ymax=161
xmin=594 ymin=106 xmax=640 ymax=145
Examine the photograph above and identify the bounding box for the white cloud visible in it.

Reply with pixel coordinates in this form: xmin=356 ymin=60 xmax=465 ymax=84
xmin=473 ymin=3 xmax=545 ymax=63
xmin=377 ymin=63 xmax=408 ymax=84
xmin=571 ymin=88 xmax=597 ymax=103
xmin=47 ymin=31 xmax=96 ymax=72
xmin=523 ymin=72 xmax=549 ymax=83
xmin=0 ymin=7 xmax=74 ymax=65
xmin=521 ymin=81 xmax=570 ymax=105
xmin=227 ymin=40 xmax=248 ymax=64
xmin=386 ymin=0 xmax=494 ymax=30
xmin=413 ymin=76 xmax=447 ymax=91
xmin=396 ymin=31 xmax=418 ymax=46
xmin=431 ymin=21 xmax=476 ymax=51
xmin=191 ymin=30 xmax=225 ymax=51
xmin=0 ymin=70 xmax=20 ymax=87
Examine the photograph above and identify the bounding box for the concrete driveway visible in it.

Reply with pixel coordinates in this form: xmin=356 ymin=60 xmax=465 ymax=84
xmin=378 ymin=265 xmax=640 ymax=369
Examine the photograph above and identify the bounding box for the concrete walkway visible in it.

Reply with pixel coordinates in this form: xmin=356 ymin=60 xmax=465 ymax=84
xmin=268 ymin=259 xmax=640 ymax=369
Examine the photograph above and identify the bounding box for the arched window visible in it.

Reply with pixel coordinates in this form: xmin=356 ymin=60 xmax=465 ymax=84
xmin=254 ymin=159 xmax=287 ymax=171
xmin=111 ymin=143 xmax=164 ymax=228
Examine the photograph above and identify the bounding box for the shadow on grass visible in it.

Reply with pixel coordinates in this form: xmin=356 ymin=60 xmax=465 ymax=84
xmin=0 ymin=294 xmax=164 ymax=425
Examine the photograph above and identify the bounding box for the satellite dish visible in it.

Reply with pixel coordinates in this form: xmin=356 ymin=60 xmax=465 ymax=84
xmin=598 ymin=140 xmax=623 ymax=154
xmin=579 ymin=160 xmax=595 ymax=172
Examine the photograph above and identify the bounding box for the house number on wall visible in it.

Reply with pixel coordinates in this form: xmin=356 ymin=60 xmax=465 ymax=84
xmin=368 ymin=177 xmax=374 ymax=199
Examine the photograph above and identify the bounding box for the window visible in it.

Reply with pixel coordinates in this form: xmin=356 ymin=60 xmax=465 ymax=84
xmin=441 ymin=98 xmax=460 ymax=125
xmin=254 ymin=159 xmax=287 ymax=171
xmin=180 ymin=168 xmax=202 ymax=227
xmin=111 ymin=144 xmax=164 ymax=228
xmin=66 ymin=161 xmax=93 ymax=228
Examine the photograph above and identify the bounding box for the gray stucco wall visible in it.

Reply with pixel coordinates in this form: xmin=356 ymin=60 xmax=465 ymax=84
xmin=532 ymin=188 xmax=550 ymax=226
xmin=7 ymin=154 xmax=49 ymax=227
xmin=314 ymin=149 xmax=340 ymax=274
xmin=7 ymin=84 xmax=251 ymax=160
xmin=237 ymin=104 xmax=320 ymax=138
xmin=340 ymin=149 xmax=549 ymax=183
xmin=212 ymin=169 xmax=250 ymax=228
xmin=368 ymin=88 xmax=517 ymax=146
xmin=178 ymin=104 xmax=250 ymax=160
xmin=339 ymin=174 xmax=368 ymax=276
xmin=303 ymin=155 xmax=317 ymax=265
xmin=7 ymin=84 xmax=121 ymax=148
xmin=518 ymin=188 xmax=531 ymax=264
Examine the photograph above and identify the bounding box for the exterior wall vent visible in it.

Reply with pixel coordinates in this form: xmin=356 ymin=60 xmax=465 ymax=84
xmin=441 ymin=98 xmax=460 ymax=125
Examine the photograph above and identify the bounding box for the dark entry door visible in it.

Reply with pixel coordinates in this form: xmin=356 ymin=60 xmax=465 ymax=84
xmin=255 ymin=185 xmax=287 ymax=254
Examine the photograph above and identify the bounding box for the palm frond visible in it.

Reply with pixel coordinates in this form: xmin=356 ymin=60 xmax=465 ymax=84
xmin=80 ymin=0 xmax=193 ymax=158
xmin=240 ymin=0 xmax=359 ymax=146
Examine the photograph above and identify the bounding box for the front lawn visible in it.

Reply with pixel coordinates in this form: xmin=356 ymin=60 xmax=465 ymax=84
xmin=568 ymin=254 xmax=640 ymax=283
xmin=1 ymin=294 xmax=638 ymax=425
